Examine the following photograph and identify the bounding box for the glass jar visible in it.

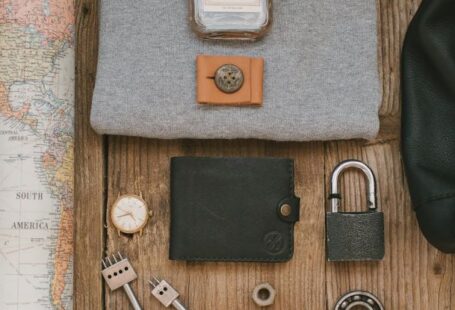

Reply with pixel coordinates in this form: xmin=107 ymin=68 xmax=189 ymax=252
xmin=189 ymin=0 xmax=272 ymax=41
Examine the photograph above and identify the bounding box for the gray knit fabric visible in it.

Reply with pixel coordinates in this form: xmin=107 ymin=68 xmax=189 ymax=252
xmin=91 ymin=0 xmax=380 ymax=141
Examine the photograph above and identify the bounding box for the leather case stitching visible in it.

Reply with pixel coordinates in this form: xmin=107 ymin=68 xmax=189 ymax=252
xmin=176 ymin=256 xmax=293 ymax=262
xmin=287 ymin=160 xmax=294 ymax=260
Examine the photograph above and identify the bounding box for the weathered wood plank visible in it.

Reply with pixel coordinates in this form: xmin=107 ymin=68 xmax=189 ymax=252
xmin=104 ymin=140 xmax=326 ymax=309
xmin=104 ymin=138 xmax=189 ymax=309
xmin=377 ymin=0 xmax=421 ymax=117
xmin=74 ymin=0 xmax=105 ymax=308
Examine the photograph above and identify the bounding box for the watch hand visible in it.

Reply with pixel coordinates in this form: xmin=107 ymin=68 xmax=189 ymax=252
xmin=127 ymin=214 xmax=142 ymax=226
xmin=118 ymin=212 xmax=132 ymax=218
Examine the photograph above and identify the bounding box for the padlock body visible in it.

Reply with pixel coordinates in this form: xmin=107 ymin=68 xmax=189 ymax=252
xmin=326 ymin=211 xmax=384 ymax=261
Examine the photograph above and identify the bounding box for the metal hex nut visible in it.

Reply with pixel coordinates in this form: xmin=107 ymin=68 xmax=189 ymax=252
xmin=252 ymin=282 xmax=276 ymax=307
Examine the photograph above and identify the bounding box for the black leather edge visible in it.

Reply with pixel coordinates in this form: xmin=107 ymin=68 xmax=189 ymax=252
xmin=415 ymin=197 xmax=455 ymax=253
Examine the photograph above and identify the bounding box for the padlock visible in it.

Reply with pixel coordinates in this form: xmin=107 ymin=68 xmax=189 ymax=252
xmin=326 ymin=160 xmax=384 ymax=261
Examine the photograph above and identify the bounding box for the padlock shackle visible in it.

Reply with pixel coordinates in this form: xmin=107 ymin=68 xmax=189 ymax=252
xmin=330 ymin=160 xmax=377 ymax=213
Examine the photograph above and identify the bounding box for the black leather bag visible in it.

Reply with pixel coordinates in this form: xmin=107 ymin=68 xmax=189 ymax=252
xmin=402 ymin=0 xmax=455 ymax=253
xmin=169 ymin=157 xmax=300 ymax=262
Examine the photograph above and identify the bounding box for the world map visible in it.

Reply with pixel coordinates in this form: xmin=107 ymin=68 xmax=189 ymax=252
xmin=0 ymin=1 xmax=74 ymax=309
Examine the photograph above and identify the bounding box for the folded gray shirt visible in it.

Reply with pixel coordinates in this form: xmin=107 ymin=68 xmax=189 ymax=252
xmin=91 ymin=0 xmax=380 ymax=141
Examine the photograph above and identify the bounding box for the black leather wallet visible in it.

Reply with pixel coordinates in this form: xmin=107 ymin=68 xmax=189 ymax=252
xmin=169 ymin=157 xmax=300 ymax=262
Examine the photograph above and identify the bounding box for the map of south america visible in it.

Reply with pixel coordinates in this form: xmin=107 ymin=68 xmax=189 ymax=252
xmin=0 ymin=1 xmax=74 ymax=309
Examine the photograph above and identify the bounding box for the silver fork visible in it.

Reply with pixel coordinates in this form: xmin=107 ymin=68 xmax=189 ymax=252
xmin=101 ymin=252 xmax=142 ymax=310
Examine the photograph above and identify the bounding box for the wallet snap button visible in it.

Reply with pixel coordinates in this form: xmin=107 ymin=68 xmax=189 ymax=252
xmin=214 ymin=64 xmax=244 ymax=93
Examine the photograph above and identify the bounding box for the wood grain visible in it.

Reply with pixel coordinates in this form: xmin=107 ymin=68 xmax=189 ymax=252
xmin=103 ymin=139 xmax=326 ymax=310
xmin=74 ymin=0 xmax=105 ymax=308
xmin=74 ymin=0 xmax=455 ymax=309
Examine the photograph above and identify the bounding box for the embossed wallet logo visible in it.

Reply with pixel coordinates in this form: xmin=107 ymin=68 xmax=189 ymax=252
xmin=263 ymin=231 xmax=285 ymax=255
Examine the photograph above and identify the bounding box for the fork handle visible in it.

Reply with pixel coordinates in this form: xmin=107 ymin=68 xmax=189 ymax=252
xmin=123 ymin=283 xmax=142 ymax=310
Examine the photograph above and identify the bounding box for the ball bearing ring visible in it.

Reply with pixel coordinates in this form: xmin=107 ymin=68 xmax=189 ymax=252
xmin=334 ymin=291 xmax=384 ymax=310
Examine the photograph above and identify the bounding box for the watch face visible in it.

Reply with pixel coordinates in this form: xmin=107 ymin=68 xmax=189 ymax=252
xmin=111 ymin=195 xmax=148 ymax=233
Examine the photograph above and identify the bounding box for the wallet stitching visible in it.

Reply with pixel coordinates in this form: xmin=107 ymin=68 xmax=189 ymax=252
xmin=287 ymin=160 xmax=294 ymax=260
xmin=173 ymin=159 xmax=295 ymax=262
xmin=176 ymin=256 xmax=292 ymax=261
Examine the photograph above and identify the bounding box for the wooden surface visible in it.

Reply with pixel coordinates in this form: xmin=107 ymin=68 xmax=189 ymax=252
xmin=74 ymin=0 xmax=455 ymax=309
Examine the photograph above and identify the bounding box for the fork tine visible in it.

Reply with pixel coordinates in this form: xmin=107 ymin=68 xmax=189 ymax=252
xmin=153 ymin=276 xmax=161 ymax=285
